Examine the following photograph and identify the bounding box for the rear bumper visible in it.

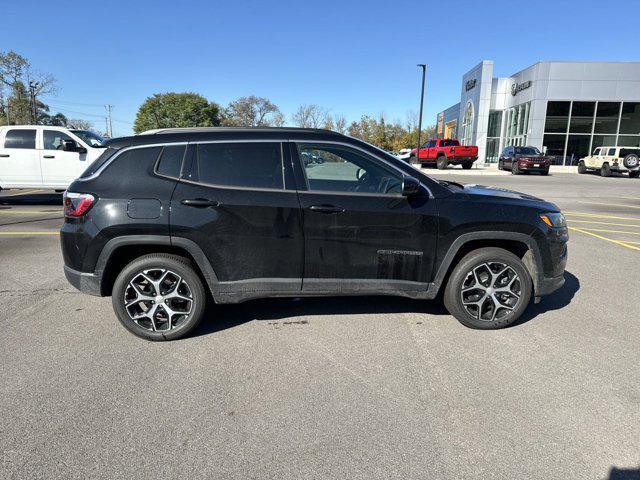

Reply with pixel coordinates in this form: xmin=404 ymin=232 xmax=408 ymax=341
xmin=64 ymin=265 xmax=102 ymax=296
xmin=449 ymin=156 xmax=477 ymax=164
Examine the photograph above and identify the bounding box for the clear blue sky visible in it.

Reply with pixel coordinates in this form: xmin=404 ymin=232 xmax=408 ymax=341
xmin=2 ymin=0 xmax=639 ymax=137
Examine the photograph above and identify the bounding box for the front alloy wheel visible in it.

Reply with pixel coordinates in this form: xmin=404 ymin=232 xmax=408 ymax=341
xmin=460 ymin=262 xmax=522 ymax=322
xmin=444 ymin=247 xmax=533 ymax=329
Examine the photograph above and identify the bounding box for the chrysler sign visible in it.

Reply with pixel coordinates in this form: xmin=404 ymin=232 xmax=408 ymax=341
xmin=511 ymin=80 xmax=532 ymax=96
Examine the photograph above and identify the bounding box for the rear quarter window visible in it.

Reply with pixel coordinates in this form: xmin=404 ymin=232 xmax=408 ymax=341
xmin=79 ymin=147 xmax=119 ymax=178
xmin=155 ymin=144 xmax=186 ymax=178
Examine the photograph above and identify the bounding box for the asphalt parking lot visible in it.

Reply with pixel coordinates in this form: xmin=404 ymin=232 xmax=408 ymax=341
xmin=1 ymin=172 xmax=639 ymax=480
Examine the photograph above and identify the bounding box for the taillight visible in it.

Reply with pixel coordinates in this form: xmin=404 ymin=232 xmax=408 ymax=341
xmin=64 ymin=192 xmax=95 ymax=217
xmin=451 ymin=147 xmax=456 ymax=153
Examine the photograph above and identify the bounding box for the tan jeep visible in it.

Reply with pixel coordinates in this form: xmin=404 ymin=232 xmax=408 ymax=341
xmin=578 ymin=146 xmax=640 ymax=178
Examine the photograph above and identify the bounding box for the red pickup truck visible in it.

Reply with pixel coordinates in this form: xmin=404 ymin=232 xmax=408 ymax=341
xmin=411 ymin=138 xmax=478 ymax=169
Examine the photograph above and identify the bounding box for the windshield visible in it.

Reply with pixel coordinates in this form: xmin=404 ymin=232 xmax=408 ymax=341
xmin=515 ymin=147 xmax=541 ymax=155
xmin=71 ymin=130 xmax=106 ymax=147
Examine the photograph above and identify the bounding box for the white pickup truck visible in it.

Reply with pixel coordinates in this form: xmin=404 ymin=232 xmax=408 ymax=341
xmin=0 ymin=125 xmax=106 ymax=190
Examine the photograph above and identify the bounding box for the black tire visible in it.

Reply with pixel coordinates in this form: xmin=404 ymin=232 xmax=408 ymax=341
xmin=498 ymin=159 xmax=504 ymax=170
xmin=540 ymin=169 xmax=549 ymax=176
xmin=111 ymin=253 xmax=207 ymax=341
xmin=600 ymin=163 xmax=611 ymax=177
xmin=629 ymin=170 xmax=640 ymax=179
xmin=443 ymin=247 xmax=533 ymax=329
xmin=511 ymin=162 xmax=520 ymax=175
xmin=409 ymin=153 xmax=418 ymax=165
xmin=577 ymin=161 xmax=587 ymax=174
xmin=623 ymin=154 xmax=639 ymax=169
xmin=462 ymin=161 xmax=473 ymax=170
xmin=436 ymin=156 xmax=448 ymax=170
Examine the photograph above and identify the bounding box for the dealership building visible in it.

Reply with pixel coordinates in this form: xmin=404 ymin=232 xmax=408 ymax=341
xmin=435 ymin=60 xmax=640 ymax=165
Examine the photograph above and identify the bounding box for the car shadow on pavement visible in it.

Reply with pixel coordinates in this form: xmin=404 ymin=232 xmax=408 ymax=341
xmin=191 ymin=295 xmax=449 ymax=338
xmin=190 ymin=270 xmax=579 ymax=337
xmin=511 ymin=270 xmax=580 ymax=327
xmin=0 ymin=192 xmax=63 ymax=206
xmin=607 ymin=466 xmax=640 ymax=480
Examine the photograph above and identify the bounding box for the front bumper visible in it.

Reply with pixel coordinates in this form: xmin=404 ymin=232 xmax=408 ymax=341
xmin=64 ymin=265 xmax=102 ymax=296
xmin=537 ymin=273 xmax=565 ymax=297
xmin=518 ymin=163 xmax=550 ymax=171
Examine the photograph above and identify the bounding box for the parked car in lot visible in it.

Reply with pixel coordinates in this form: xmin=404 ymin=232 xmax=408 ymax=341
xmin=61 ymin=127 xmax=568 ymax=340
xmin=410 ymin=138 xmax=478 ymax=170
xmin=578 ymin=146 xmax=640 ymax=178
xmin=0 ymin=126 xmax=105 ymax=190
xmin=395 ymin=148 xmax=413 ymax=160
xmin=498 ymin=146 xmax=551 ymax=175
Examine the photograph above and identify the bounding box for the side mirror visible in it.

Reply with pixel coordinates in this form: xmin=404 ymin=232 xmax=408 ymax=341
xmin=402 ymin=175 xmax=421 ymax=196
xmin=62 ymin=139 xmax=87 ymax=154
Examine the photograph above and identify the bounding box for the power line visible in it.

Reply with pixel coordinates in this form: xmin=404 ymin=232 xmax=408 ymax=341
xmin=39 ymin=96 xmax=105 ymax=108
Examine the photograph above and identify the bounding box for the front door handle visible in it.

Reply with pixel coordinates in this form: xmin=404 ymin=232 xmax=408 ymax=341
xmin=43 ymin=155 xmax=55 ymax=159
xmin=0 ymin=154 xmax=9 ymax=158
xmin=309 ymin=204 xmax=345 ymax=214
xmin=180 ymin=198 xmax=220 ymax=208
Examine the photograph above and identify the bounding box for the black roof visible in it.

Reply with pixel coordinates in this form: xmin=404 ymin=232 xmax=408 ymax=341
xmin=105 ymin=127 xmax=349 ymax=148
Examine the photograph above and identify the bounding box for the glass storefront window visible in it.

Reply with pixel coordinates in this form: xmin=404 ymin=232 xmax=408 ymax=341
xmin=487 ymin=111 xmax=502 ymax=138
xmin=486 ymin=138 xmax=499 ymax=163
xmin=545 ymin=101 xmax=570 ymax=133
xmin=542 ymin=134 xmax=566 ymax=165
xmin=617 ymin=136 xmax=640 ymax=147
xmin=569 ymin=102 xmax=595 ymax=133
xmin=619 ymin=102 xmax=640 ymax=135
xmin=591 ymin=135 xmax=618 ymax=150
xmin=461 ymin=102 xmax=474 ymax=145
xmin=565 ymin=135 xmax=592 ymax=165
xmin=594 ymin=102 xmax=620 ymax=134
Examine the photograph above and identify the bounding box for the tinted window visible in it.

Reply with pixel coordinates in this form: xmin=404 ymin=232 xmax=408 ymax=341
xmin=620 ymin=102 xmax=640 ymax=134
xmin=514 ymin=147 xmax=540 ymax=155
xmin=4 ymin=129 xmax=36 ymax=149
xmin=607 ymin=148 xmax=616 ymax=156
xmin=43 ymin=130 xmax=76 ymax=150
xmin=193 ymin=142 xmax=283 ymax=189
xmin=156 ymin=144 xmax=185 ymax=178
xmin=298 ymin=143 xmax=403 ymax=195
xmin=79 ymin=147 xmax=119 ymax=178
xmin=545 ymin=101 xmax=570 ymax=133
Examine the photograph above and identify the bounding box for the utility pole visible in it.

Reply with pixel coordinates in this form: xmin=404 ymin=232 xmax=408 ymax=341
xmin=104 ymin=104 xmax=113 ymax=138
xmin=416 ymin=64 xmax=426 ymax=162
xmin=28 ymin=81 xmax=40 ymax=125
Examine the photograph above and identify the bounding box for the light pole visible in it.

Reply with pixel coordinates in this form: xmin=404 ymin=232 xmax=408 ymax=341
xmin=28 ymin=80 xmax=40 ymax=124
xmin=416 ymin=64 xmax=426 ymax=162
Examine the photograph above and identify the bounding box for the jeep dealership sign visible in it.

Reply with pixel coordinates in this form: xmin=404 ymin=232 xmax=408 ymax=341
xmin=511 ymin=80 xmax=532 ymax=96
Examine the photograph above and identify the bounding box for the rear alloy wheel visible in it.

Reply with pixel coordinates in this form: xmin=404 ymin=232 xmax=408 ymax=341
xmin=112 ymin=254 xmax=206 ymax=341
xmin=601 ymin=163 xmax=612 ymax=177
xmin=444 ymin=248 xmax=532 ymax=329
xmin=436 ymin=156 xmax=448 ymax=170
xmin=577 ymin=161 xmax=587 ymax=174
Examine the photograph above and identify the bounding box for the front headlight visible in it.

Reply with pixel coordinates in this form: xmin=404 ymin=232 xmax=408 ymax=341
xmin=539 ymin=212 xmax=566 ymax=228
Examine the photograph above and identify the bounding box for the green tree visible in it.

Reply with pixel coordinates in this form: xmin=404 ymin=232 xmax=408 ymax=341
xmin=133 ymin=92 xmax=221 ymax=133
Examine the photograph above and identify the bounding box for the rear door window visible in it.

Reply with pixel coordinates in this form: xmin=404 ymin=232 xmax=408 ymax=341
xmin=156 ymin=144 xmax=186 ymax=178
xmin=607 ymin=148 xmax=616 ymax=156
xmin=189 ymin=142 xmax=284 ymax=190
xmin=4 ymin=129 xmax=36 ymax=149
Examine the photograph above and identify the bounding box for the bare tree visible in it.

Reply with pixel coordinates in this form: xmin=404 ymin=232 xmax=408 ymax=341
xmin=334 ymin=114 xmax=347 ymax=134
xmin=292 ymin=104 xmax=329 ymax=128
xmin=67 ymin=118 xmax=94 ymax=130
xmin=223 ymin=95 xmax=283 ymax=127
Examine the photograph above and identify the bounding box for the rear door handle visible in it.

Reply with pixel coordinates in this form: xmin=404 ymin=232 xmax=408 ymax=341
xmin=43 ymin=155 xmax=55 ymax=159
xmin=309 ymin=204 xmax=345 ymax=214
xmin=180 ymin=198 xmax=220 ymax=208
xmin=0 ymin=154 xmax=9 ymax=158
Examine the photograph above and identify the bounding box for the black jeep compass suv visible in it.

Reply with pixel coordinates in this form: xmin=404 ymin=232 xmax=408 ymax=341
xmin=61 ymin=128 xmax=568 ymax=340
